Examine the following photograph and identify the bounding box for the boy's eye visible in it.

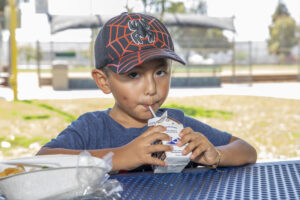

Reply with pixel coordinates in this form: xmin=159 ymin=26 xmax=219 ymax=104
xmin=128 ymin=72 xmax=139 ymax=78
xmin=156 ymin=70 xmax=166 ymax=76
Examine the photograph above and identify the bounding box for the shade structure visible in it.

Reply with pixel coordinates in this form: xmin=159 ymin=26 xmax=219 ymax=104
xmin=48 ymin=13 xmax=235 ymax=34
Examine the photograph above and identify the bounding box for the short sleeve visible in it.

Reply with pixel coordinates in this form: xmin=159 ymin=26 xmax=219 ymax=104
xmin=43 ymin=113 xmax=95 ymax=149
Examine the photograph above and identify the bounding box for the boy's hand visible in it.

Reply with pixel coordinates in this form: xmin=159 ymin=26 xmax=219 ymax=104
xmin=177 ymin=127 xmax=219 ymax=166
xmin=117 ymin=126 xmax=172 ymax=170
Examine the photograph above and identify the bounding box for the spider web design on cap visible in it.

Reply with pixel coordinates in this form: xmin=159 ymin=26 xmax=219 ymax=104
xmin=104 ymin=13 xmax=177 ymax=74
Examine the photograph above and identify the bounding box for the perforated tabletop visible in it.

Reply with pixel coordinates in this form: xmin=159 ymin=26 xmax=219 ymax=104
xmin=111 ymin=160 xmax=300 ymax=200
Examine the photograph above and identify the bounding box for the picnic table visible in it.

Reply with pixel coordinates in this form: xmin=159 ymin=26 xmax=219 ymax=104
xmin=0 ymin=160 xmax=299 ymax=199
xmin=111 ymin=160 xmax=300 ymax=199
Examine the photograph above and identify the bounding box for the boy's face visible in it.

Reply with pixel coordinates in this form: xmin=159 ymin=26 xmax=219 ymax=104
xmin=107 ymin=58 xmax=171 ymax=124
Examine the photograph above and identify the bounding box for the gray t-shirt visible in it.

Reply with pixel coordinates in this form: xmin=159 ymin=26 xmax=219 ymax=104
xmin=45 ymin=108 xmax=231 ymax=149
xmin=44 ymin=108 xmax=231 ymax=171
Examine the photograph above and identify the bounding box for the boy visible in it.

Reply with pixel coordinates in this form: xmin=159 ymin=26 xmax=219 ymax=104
xmin=37 ymin=12 xmax=257 ymax=172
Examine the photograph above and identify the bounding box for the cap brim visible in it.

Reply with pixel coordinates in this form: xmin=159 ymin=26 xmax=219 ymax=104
xmin=106 ymin=48 xmax=186 ymax=74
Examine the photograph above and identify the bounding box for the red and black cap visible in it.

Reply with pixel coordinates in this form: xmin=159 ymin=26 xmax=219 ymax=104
xmin=94 ymin=12 xmax=185 ymax=74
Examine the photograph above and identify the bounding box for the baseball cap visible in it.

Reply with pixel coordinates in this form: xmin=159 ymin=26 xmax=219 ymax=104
xmin=94 ymin=12 xmax=185 ymax=74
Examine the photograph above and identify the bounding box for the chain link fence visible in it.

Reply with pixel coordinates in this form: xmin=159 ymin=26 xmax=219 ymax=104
xmin=1 ymin=39 xmax=300 ymax=86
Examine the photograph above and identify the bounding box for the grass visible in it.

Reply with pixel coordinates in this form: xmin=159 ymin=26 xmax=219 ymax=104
xmin=19 ymin=100 xmax=77 ymax=123
xmin=163 ymin=103 xmax=233 ymax=119
xmin=0 ymin=136 xmax=49 ymax=149
xmin=10 ymin=109 xmax=51 ymax=121
xmin=292 ymin=132 xmax=300 ymax=138
xmin=1 ymin=95 xmax=300 ymax=161
xmin=22 ymin=115 xmax=51 ymax=120
xmin=0 ymin=136 xmax=49 ymax=157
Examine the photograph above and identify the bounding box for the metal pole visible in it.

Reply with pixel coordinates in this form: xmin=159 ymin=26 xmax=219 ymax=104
xmin=248 ymin=41 xmax=253 ymax=86
xmin=50 ymin=40 xmax=54 ymax=65
xmin=298 ymin=16 xmax=300 ymax=81
xmin=37 ymin=40 xmax=41 ymax=87
xmin=90 ymin=0 xmax=94 ymax=70
xmin=185 ymin=48 xmax=191 ymax=86
xmin=0 ymin=22 xmax=3 ymax=71
xmin=232 ymin=35 xmax=236 ymax=83
xmin=9 ymin=0 xmax=18 ymax=101
xmin=90 ymin=28 xmax=95 ymax=70
xmin=298 ymin=38 xmax=300 ymax=81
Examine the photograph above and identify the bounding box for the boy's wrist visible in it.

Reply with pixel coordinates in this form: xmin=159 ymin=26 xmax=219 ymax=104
xmin=111 ymin=146 xmax=126 ymax=171
xmin=211 ymin=149 xmax=222 ymax=169
xmin=91 ymin=147 xmax=127 ymax=172
xmin=111 ymin=145 xmax=135 ymax=171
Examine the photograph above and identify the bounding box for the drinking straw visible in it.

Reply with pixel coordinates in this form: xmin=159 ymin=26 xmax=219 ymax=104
xmin=148 ymin=105 xmax=157 ymax=117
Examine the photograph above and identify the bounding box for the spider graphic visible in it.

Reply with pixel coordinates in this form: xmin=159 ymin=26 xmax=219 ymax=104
xmin=128 ymin=19 xmax=155 ymax=45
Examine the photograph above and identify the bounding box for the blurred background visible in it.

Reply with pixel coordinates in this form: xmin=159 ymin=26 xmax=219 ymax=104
xmin=0 ymin=0 xmax=299 ymax=162
xmin=0 ymin=0 xmax=299 ymax=87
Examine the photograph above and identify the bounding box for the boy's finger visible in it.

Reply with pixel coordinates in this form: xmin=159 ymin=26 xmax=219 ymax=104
xmin=147 ymin=144 xmax=173 ymax=153
xmin=182 ymin=140 xmax=201 ymax=155
xmin=190 ymin=146 xmax=206 ymax=160
xmin=179 ymin=132 xmax=206 ymax=146
xmin=179 ymin=127 xmax=193 ymax=137
xmin=143 ymin=126 xmax=166 ymax=137
xmin=146 ymin=156 xmax=167 ymax=167
xmin=177 ymin=133 xmax=195 ymax=147
xmin=147 ymin=132 xmax=171 ymax=143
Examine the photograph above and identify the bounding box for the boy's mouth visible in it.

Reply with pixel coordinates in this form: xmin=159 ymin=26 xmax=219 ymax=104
xmin=144 ymin=104 xmax=154 ymax=108
xmin=143 ymin=100 xmax=160 ymax=111
xmin=144 ymin=104 xmax=158 ymax=118
xmin=143 ymin=104 xmax=156 ymax=113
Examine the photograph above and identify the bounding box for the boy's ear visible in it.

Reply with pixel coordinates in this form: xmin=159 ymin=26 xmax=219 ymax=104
xmin=91 ymin=69 xmax=111 ymax=94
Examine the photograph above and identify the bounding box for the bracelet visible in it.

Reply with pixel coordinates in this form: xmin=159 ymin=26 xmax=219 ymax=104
xmin=211 ymin=149 xmax=222 ymax=171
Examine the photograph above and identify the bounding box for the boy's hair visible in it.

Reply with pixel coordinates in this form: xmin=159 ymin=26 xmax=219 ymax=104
xmin=94 ymin=12 xmax=185 ymax=74
xmin=101 ymin=66 xmax=110 ymax=77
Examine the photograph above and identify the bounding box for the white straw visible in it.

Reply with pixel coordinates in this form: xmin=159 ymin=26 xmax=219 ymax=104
xmin=148 ymin=106 xmax=157 ymax=117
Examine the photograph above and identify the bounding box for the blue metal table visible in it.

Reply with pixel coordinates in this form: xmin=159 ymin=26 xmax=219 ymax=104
xmin=111 ymin=160 xmax=300 ymax=200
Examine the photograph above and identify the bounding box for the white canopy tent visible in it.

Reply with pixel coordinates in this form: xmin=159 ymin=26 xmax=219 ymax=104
xmin=45 ymin=13 xmax=239 ymax=87
xmin=48 ymin=13 xmax=235 ymax=34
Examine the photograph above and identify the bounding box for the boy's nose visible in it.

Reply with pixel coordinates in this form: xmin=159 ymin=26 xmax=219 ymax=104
xmin=144 ymin=75 xmax=157 ymax=96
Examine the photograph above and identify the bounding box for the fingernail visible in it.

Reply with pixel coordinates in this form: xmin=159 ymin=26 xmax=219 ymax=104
xmin=177 ymin=141 xmax=182 ymax=146
xmin=179 ymin=133 xmax=183 ymax=137
xmin=182 ymin=150 xmax=187 ymax=155
xmin=190 ymin=154 xmax=195 ymax=159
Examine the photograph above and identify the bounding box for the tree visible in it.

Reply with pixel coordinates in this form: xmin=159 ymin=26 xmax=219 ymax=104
xmin=267 ymin=2 xmax=297 ymax=62
xmin=203 ymin=29 xmax=231 ymax=49
xmin=272 ymin=2 xmax=289 ymax=22
xmin=141 ymin=0 xmax=166 ymax=17
xmin=190 ymin=0 xmax=207 ymax=15
xmin=125 ymin=0 xmax=133 ymax=12
xmin=167 ymin=2 xmax=185 ymax=14
xmin=141 ymin=0 xmax=148 ymax=13
xmin=174 ymin=27 xmax=230 ymax=51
